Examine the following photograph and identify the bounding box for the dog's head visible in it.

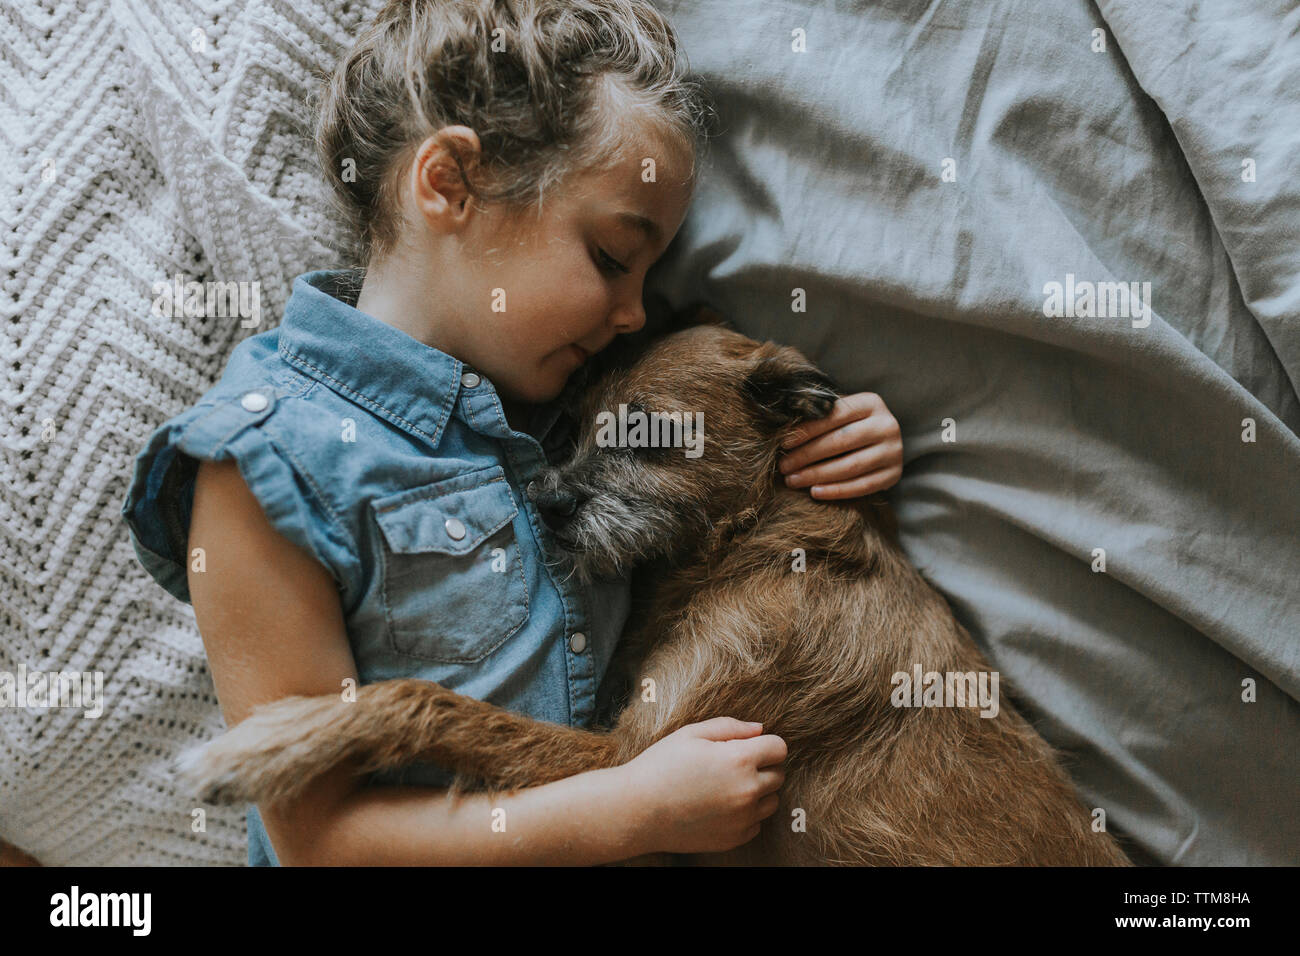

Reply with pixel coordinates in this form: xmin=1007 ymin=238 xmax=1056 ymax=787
xmin=530 ymin=318 xmax=839 ymax=580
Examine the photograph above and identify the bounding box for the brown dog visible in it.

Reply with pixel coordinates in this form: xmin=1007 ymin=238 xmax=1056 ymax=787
xmin=180 ymin=319 xmax=1129 ymax=865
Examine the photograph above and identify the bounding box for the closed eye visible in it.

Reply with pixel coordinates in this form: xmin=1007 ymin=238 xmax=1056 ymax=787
xmin=615 ymin=403 xmax=679 ymax=458
xmin=595 ymin=248 xmax=630 ymax=276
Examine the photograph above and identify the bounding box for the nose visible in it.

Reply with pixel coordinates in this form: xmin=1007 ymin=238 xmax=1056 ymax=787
xmin=612 ymin=293 xmax=647 ymax=334
xmin=529 ymin=482 xmax=581 ymax=532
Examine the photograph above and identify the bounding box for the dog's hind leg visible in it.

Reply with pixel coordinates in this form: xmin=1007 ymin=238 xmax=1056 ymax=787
xmin=177 ymin=678 xmax=622 ymax=805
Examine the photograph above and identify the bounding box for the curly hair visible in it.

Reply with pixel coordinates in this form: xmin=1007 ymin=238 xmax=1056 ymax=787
xmin=314 ymin=0 xmax=714 ymax=264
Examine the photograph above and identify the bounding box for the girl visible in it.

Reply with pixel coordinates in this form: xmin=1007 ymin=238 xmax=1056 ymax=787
xmin=123 ymin=0 xmax=904 ymax=866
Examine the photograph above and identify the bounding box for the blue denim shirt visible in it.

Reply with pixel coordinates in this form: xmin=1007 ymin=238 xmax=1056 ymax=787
xmin=121 ymin=269 xmax=631 ymax=865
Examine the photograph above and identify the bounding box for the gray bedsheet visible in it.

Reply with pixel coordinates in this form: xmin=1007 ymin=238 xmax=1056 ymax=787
xmin=648 ymin=0 xmax=1299 ymax=864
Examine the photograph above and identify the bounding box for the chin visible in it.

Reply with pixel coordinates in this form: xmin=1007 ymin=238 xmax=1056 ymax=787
xmin=503 ymin=372 xmax=564 ymax=405
xmin=495 ymin=351 xmax=578 ymax=404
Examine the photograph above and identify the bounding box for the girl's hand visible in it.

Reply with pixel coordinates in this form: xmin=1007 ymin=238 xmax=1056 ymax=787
xmin=778 ymin=392 xmax=903 ymax=499
xmin=622 ymin=717 xmax=787 ymax=855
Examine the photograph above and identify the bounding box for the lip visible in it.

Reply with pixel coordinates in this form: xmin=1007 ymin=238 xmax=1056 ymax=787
xmin=569 ymin=344 xmax=589 ymax=363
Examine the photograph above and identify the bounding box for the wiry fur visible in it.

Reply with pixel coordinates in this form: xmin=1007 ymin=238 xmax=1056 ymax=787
xmin=179 ymin=322 xmax=1130 ymax=865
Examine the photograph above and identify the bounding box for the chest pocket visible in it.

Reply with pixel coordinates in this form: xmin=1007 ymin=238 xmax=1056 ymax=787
xmin=372 ymin=466 xmax=529 ymax=663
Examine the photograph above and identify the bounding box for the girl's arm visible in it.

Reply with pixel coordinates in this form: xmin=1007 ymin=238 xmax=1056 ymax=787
xmin=188 ymin=457 xmax=645 ymax=865
xmin=188 ymin=459 xmax=782 ymax=865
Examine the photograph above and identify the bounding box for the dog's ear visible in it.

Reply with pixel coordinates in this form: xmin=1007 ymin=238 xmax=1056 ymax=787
xmin=742 ymin=343 xmax=839 ymax=425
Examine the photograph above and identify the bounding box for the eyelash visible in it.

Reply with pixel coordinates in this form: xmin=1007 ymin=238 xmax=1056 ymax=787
xmin=596 ymin=248 xmax=630 ymax=276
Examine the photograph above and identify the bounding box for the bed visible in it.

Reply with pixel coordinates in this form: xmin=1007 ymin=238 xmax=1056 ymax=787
xmin=2 ymin=0 xmax=1295 ymax=864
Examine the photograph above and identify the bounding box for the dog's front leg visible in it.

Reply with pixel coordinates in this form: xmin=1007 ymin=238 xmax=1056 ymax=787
xmin=177 ymin=678 xmax=622 ymax=805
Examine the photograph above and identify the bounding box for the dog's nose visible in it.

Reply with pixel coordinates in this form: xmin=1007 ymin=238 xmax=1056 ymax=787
xmin=530 ymin=484 xmax=580 ymax=532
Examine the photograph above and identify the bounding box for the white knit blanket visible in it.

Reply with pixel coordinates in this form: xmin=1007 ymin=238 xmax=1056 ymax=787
xmin=2 ymin=0 xmax=386 ymax=865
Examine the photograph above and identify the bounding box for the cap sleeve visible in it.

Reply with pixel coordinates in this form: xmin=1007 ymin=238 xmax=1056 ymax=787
xmin=121 ymin=388 xmax=357 ymax=606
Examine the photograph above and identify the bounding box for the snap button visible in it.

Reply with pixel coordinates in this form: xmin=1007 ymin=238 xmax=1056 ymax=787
xmin=461 ymin=371 xmax=481 ymax=388
xmin=569 ymin=632 xmax=587 ymax=654
xmin=240 ymin=391 xmax=268 ymax=412
xmin=444 ymin=517 xmax=466 ymax=541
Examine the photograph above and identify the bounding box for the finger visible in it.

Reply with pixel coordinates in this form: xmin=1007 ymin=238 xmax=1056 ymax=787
xmin=690 ymin=716 xmax=764 ymax=741
xmin=809 ymin=466 xmax=903 ymax=500
xmin=752 ymin=792 xmax=781 ymax=821
xmin=782 ymin=442 xmax=900 ymax=488
xmin=779 ymin=413 xmax=898 ymax=474
xmin=754 ymin=767 xmax=785 ymax=795
xmin=779 ymin=393 xmax=878 ymax=449
xmin=735 ymin=732 xmax=788 ymax=768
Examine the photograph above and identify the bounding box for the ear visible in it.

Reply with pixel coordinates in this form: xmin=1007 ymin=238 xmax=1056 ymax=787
xmin=742 ymin=343 xmax=839 ymax=425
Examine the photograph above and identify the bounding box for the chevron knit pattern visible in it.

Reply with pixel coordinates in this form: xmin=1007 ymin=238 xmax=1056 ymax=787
xmin=1 ymin=0 xmax=386 ymax=865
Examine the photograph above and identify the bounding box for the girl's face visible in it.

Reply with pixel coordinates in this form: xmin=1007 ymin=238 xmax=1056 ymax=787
xmin=438 ymin=136 xmax=695 ymax=405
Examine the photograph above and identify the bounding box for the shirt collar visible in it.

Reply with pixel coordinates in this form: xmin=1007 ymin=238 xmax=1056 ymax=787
xmin=276 ymin=270 xmax=464 ymax=449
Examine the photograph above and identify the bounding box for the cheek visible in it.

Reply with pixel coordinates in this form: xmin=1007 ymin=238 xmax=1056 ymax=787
xmin=486 ymin=256 xmax=610 ymax=359
xmin=540 ymin=251 xmax=611 ymax=319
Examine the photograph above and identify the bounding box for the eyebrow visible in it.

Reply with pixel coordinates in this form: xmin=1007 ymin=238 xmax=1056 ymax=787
xmin=616 ymin=211 xmax=661 ymax=244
